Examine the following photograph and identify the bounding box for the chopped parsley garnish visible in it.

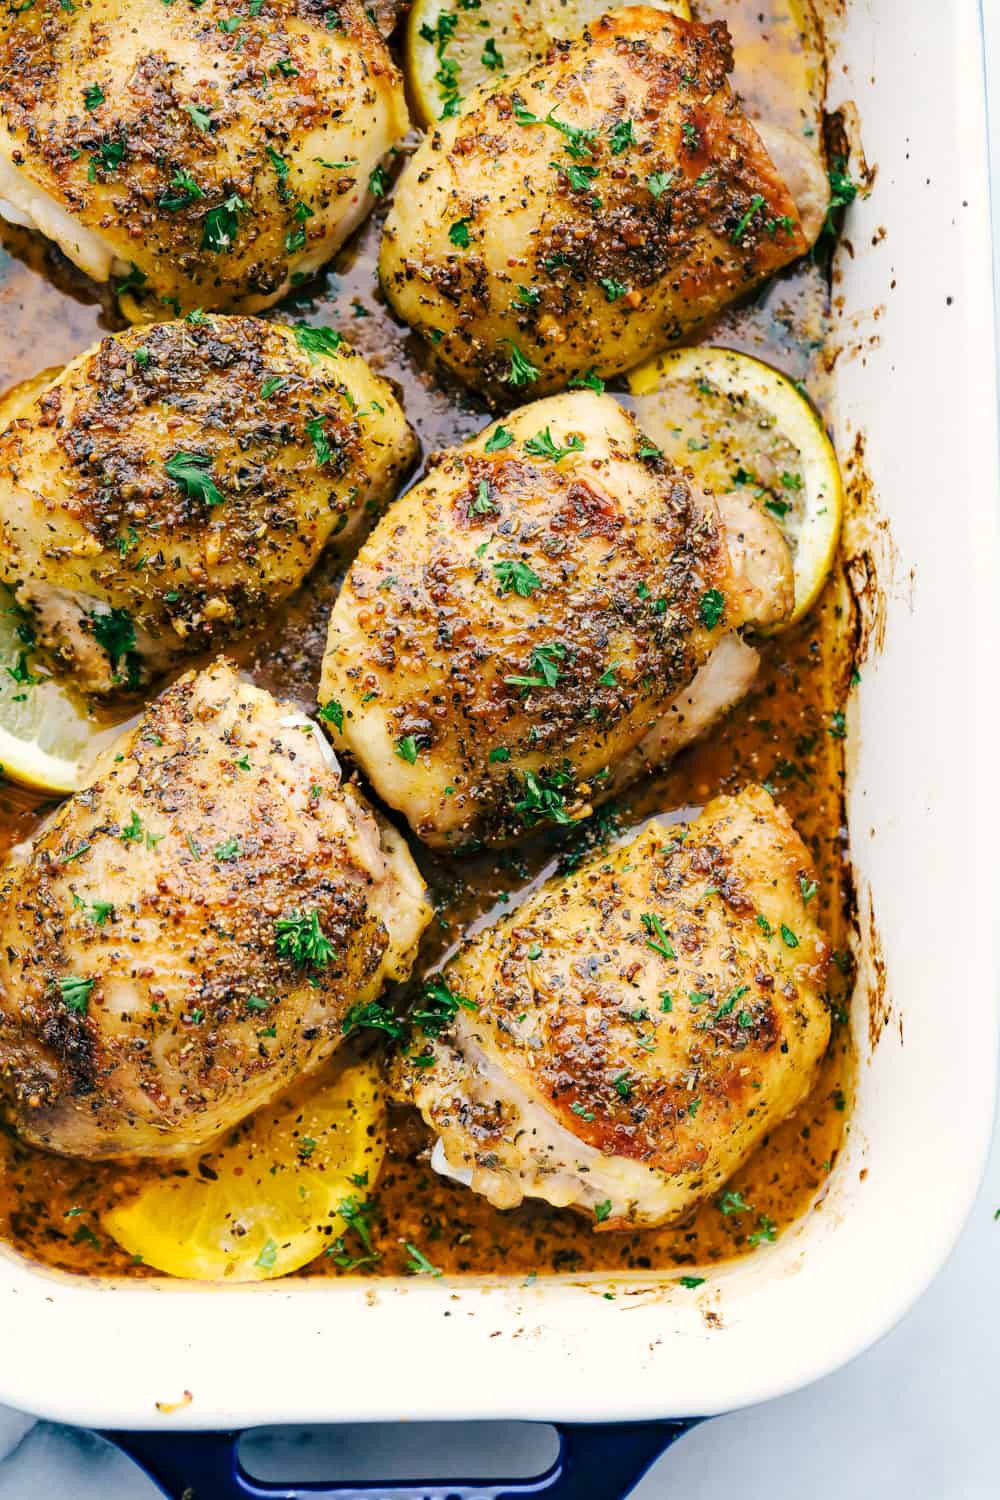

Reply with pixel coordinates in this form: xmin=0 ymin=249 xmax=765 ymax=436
xmin=90 ymin=608 xmax=137 ymax=681
xmin=514 ymin=284 xmax=539 ymax=308
xmin=214 ymin=836 xmax=240 ymax=862
xmin=800 ymin=877 xmax=818 ymax=903
xmin=120 ymin=811 xmax=143 ymax=844
xmin=567 ymin=369 xmax=605 ymax=393
xmin=780 ymin=923 xmax=799 ymax=949
xmin=822 ymin=158 xmax=858 ymax=238
xmin=698 ymin=589 xmax=725 ymax=629
xmin=719 ymin=1189 xmax=751 ymax=1217
xmin=679 ymin=1275 xmax=706 ymax=1289
xmin=647 ymin=170 xmax=676 ymax=200
xmin=58 ymin=974 xmax=95 ymax=1013
xmin=613 ymin=1071 xmax=632 ymax=1099
xmin=342 ymin=999 xmax=403 ymax=1038
xmin=395 ymin=735 xmax=420 ymax=764
xmin=260 ymin=375 xmax=287 ymax=398
xmin=511 ymin=765 xmax=574 ymax=827
xmin=412 ymin=974 xmax=477 ymax=1037
xmin=158 ymin=167 xmax=204 ymax=211
xmin=481 ymin=36 xmax=503 ymax=69
xmin=488 ymin=746 xmax=510 ymax=763
xmin=403 ymin=1241 xmax=442 ymax=1277
xmin=748 ymin=1214 xmax=778 ymax=1247
xmin=165 ymin=450 xmax=223 ymax=506
xmin=524 ymin=427 xmax=583 ymax=464
xmin=294 ymin=322 xmax=342 ymax=360
xmin=505 ymin=640 xmax=565 ymax=692
xmin=594 ymin=1199 xmax=612 ymax=1222
xmin=502 ymin=341 xmax=539 ymax=387
xmin=87 ymin=900 xmax=115 ymax=926
xmin=732 ymin=193 xmax=766 ymax=244
xmin=471 ymin=479 xmax=494 ymax=514
xmin=285 ymin=200 xmax=314 ymax=254
xmin=553 ymin=158 xmax=599 ymax=195
xmin=368 ymin=164 xmax=388 ymax=197
xmin=828 ymin=709 xmax=847 ymax=740
xmin=599 ymin=276 xmax=628 ymax=302
xmin=306 ymin=416 xmax=333 ymax=466
xmin=608 ymin=117 xmax=636 ymax=154
xmin=659 ymin=991 xmax=673 ymax=1013
xmin=448 ymin=217 xmax=471 ymax=247
xmin=201 ymin=193 xmax=246 ymax=253
xmin=88 ymin=138 xmax=125 ymax=178
xmin=184 ymin=102 xmax=213 ymax=131
xmin=493 ymin=559 xmax=542 ymax=597
xmin=254 ymin=1238 xmax=278 ymax=1270
xmin=641 ymin=912 xmax=675 ymax=960
xmin=318 ymin=698 xmax=344 ymax=731
xmin=266 ymin=145 xmax=289 ymax=179
xmin=484 ymin=424 xmax=514 ymax=453
xmin=713 ymin=984 xmax=749 ymax=1021
xmin=274 ymin=908 xmax=334 ymax=969
xmin=83 ymin=83 xmax=104 ymax=111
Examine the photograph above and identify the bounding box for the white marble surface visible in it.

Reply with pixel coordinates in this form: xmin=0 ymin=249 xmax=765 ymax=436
xmin=0 ymin=11 xmax=997 ymax=1499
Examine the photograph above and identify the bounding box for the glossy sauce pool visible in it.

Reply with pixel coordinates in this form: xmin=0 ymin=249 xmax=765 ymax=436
xmin=0 ymin=0 xmax=857 ymax=1281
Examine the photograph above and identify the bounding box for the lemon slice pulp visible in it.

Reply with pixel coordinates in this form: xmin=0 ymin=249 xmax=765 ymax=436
xmin=628 ymin=347 xmax=843 ymax=627
xmin=406 ymin=0 xmax=691 ymax=129
xmin=103 ymin=1059 xmax=386 ymax=1282
xmin=0 ymin=587 xmax=125 ymax=795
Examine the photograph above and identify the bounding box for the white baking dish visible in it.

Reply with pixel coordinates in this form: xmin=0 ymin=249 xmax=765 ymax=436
xmin=0 ymin=0 xmax=997 ymax=1440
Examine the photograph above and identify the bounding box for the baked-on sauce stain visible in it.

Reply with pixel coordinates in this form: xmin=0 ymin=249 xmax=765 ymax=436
xmin=0 ymin=0 xmax=856 ymax=1280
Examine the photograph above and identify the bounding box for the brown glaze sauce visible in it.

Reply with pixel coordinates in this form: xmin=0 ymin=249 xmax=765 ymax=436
xmin=0 ymin=0 xmax=856 ymax=1281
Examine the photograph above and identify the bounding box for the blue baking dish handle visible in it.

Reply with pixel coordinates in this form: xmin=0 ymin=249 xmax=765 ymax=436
xmin=105 ymin=1419 xmax=703 ymax=1500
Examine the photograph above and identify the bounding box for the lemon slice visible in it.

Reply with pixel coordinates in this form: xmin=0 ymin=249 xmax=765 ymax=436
xmin=0 ymin=587 xmax=122 ymax=794
xmin=103 ymin=1059 xmax=386 ymax=1282
xmin=406 ymin=0 xmax=691 ymax=128
xmin=628 ymin=347 xmax=843 ymax=627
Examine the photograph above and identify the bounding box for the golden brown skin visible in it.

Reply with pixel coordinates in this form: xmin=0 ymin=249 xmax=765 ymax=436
xmin=0 ymin=316 xmax=417 ymax=695
xmin=0 ymin=660 xmax=431 ymax=1159
xmin=379 ymin=8 xmax=810 ymax=399
xmin=318 ymin=391 xmax=791 ymax=849
xmin=399 ymin=787 xmax=831 ymax=1229
xmin=0 ymin=0 xmax=408 ymax=317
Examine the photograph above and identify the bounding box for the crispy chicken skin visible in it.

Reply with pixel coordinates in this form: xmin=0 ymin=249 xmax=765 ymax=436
xmin=397 ymin=787 xmax=831 ymax=1229
xmin=0 ymin=316 xmax=416 ymax=695
xmin=318 ymin=392 xmax=792 ymax=848
xmin=0 ymin=0 xmax=408 ymax=317
xmin=379 ymin=8 xmax=818 ymax=399
xmin=0 ymin=661 xmax=431 ymax=1160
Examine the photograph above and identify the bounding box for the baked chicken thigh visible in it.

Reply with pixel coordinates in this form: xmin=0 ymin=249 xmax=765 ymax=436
xmin=0 ymin=660 xmax=430 ymax=1159
xmin=319 ymin=391 xmax=792 ymax=848
xmin=0 ymin=316 xmax=416 ymax=695
xmin=398 ymin=786 xmax=831 ymax=1229
xmin=379 ymin=7 xmax=828 ymax=399
xmin=0 ymin=0 xmax=407 ymax=317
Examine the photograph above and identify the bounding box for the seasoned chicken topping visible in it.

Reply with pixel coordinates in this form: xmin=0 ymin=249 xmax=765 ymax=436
xmin=380 ymin=7 xmax=816 ymax=398
xmin=0 ymin=315 xmax=416 ymax=694
xmin=0 ymin=0 xmax=408 ymax=315
xmin=398 ymin=786 xmax=831 ymax=1229
xmin=319 ymin=391 xmax=792 ymax=847
xmin=0 ymin=660 xmax=430 ymax=1158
